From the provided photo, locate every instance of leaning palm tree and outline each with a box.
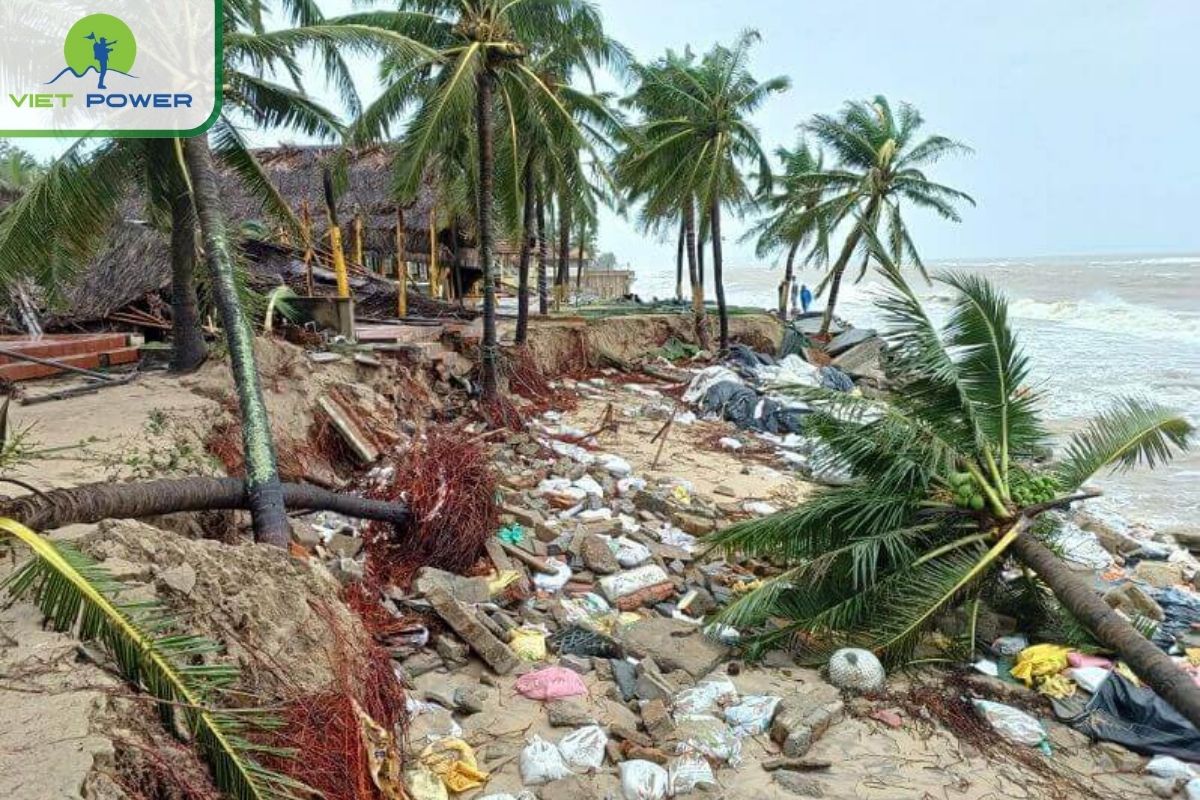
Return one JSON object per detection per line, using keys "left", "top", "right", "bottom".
{"left": 351, "top": 0, "right": 621, "bottom": 399}
{"left": 801, "top": 96, "right": 975, "bottom": 335}
{"left": 708, "top": 246, "right": 1200, "bottom": 726}
{"left": 618, "top": 32, "right": 787, "bottom": 354}
{"left": 0, "top": 143, "right": 42, "bottom": 197}
{"left": 743, "top": 139, "right": 829, "bottom": 319}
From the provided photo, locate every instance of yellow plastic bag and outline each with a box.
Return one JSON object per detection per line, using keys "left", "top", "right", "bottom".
{"left": 672, "top": 485, "right": 691, "bottom": 504}
{"left": 1010, "top": 644, "right": 1071, "bottom": 687}
{"left": 1037, "top": 673, "right": 1077, "bottom": 699}
{"left": 488, "top": 569, "right": 522, "bottom": 596}
{"left": 420, "top": 737, "right": 489, "bottom": 793}
{"left": 1186, "top": 648, "right": 1200, "bottom": 667}
{"left": 510, "top": 628, "right": 548, "bottom": 661}
{"left": 406, "top": 766, "right": 448, "bottom": 800}
{"left": 353, "top": 699, "right": 405, "bottom": 800}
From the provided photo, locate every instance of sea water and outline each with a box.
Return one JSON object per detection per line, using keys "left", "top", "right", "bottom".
{"left": 633, "top": 254, "right": 1200, "bottom": 536}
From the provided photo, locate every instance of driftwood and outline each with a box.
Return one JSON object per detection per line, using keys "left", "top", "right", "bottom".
{"left": 0, "top": 477, "right": 410, "bottom": 533}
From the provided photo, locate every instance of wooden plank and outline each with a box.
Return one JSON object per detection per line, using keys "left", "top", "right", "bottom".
{"left": 317, "top": 394, "right": 380, "bottom": 463}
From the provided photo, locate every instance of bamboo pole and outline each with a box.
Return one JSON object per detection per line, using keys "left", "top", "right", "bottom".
{"left": 429, "top": 210, "right": 440, "bottom": 300}
{"left": 300, "top": 200, "right": 314, "bottom": 297}
{"left": 396, "top": 207, "right": 408, "bottom": 318}
{"left": 322, "top": 168, "right": 350, "bottom": 299}
{"left": 353, "top": 206, "right": 365, "bottom": 269}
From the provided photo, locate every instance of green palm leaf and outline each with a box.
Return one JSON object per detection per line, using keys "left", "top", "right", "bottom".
{"left": 0, "top": 518, "right": 306, "bottom": 800}
{"left": 1056, "top": 398, "right": 1194, "bottom": 490}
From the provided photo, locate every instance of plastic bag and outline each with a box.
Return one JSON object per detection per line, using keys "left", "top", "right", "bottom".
{"left": 991, "top": 634, "right": 1029, "bottom": 657}
{"left": 557, "top": 725, "right": 608, "bottom": 772}
{"left": 515, "top": 666, "right": 588, "bottom": 701}
{"left": 674, "top": 714, "right": 743, "bottom": 765}
{"left": 615, "top": 537, "right": 652, "bottom": 568}
{"left": 972, "top": 699, "right": 1046, "bottom": 747}
{"left": 419, "top": 738, "right": 489, "bottom": 793}
{"left": 406, "top": 766, "right": 449, "bottom": 800}
{"left": 533, "top": 558, "right": 572, "bottom": 593}
{"left": 673, "top": 677, "right": 739, "bottom": 716}
{"left": 1065, "top": 666, "right": 1112, "bottom": 694}
{"left": 519, "top": 736, "right": 572, "bottom": 785}
{"left": 1186, "top": 777, "right": 1200, "bottom": 800}
{"left": 599, "top": 565, "right": 670, "bottom": 602}
{"left": 1146, "top": 755, "right": 1197, "bottom": 780}
{"left": 510, "top": 628, "right": 548, "bottom": 661}
{"left": 725, "top": 695, "right": 782, "bottom": 736}
{"left": 1010, "top": 644, "right": 1072, "bottom": 687}
{"left": 619, "top": 759, "right": 668, "bottom": 800}
{"left": 668, "top": 754, "right": 716, "bottom": 795}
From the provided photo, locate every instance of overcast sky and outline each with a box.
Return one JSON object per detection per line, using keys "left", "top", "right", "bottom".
{"left": 16, "top": 1, "right": 1200, "bottom": 271}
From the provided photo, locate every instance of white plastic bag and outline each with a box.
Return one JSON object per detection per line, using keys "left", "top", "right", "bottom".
{"left": 520, "top": 735, "right": 572, "bottom": 785}
{"left": 533, "top": 558, "right": 572, "bottom": 593}
{"left": 599, "top": 565, "right": 670, "bottom": 602}
{"left": 673, "top": 677, "right": 739, "bottom": 716}
{"left": 619, "top": 760, "right": 668, "bottom": 800}
{"left": 972, "top": 699, "right": 1045, "bottom": 747}
{"left": 1185, "top": 777, "right": 1200, "bottom": 800}
{"left": 1065, "top": 666, "right": 1112, "bottom": 694}
{"left": 724, "top": 694, "right": 782, "bottom": 736}
{"left": 557, "top": 724, "right": 608, "bottom": 772}
{"left": 598, "top": 453, "right": 633, "bottom": 477}
{"left": 1147, "top": 755, "right": 1197, "bottom": 780}
{"left": 668, "top": 754, "right": 716, "bottom": 795}
{"left": 615, "top": 537, "right": 652, "bottom": 568}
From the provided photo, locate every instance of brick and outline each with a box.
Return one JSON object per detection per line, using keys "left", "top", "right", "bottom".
{"left": 425, "top": 586, "right": 518, "bottom": 675}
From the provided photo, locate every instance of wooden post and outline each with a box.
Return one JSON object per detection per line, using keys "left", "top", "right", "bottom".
{"left": 396, "top": 207, "right": 408, "bottom": 318}
{"left": 353, "top": 206, "right": 365, "bottom": 269}
{"left": 322, "top": 168, "right": 350, "bottom": 300}
{"left": 429, "top": 211, "right": 440, "bottom": 300}
{"left": 300, "top": 200, "right": 314, "bottom": 297}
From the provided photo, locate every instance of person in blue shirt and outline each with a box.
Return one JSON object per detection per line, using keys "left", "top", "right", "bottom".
{"left": 800, "top": 284, "right": 813, "bottom": 314}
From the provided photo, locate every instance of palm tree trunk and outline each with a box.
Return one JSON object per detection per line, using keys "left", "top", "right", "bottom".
{"left": 697, "top": 226, "right": 706, "bottom": 291}
{"left": 537, "top": 191, "right": 549, "bottom": 316}
{"left": 515, "top": 162, "right": 536, "bottom": 345}
{"left": 820, "top": 197, "right": 879, "bottom": 337}
{"left": 168, "top": 185, "right": 206, "bottom": 372}
{"left": 556, "top": 194, "right": 571, "bottom": 309}
{"left": 0, "top": 477, "right": 410, "bottom": 533}
{"left": 1010, "top": 531, "right": 1200, "bottom": 730}
{"left": 684, "top": 197, "right": 710, "bottom": 350}
{"left": 475, "top": 68, "right": 500, "bottom": 398}
{"left": 778, "top": 240, "right": 800, "bottom": 321}
{"left": 710, "top": 197, "right": 729, "bottom": 355}
{"left": 675, "top": 217, "right": 686, "bottom": 302}
{"left": 182, "top": 136, "right": 289, "bottom": 548}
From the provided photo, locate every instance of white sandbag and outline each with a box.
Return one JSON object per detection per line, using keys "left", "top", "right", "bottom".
{"left": 673, "top": 677, "right": 739, "bottom": 716}
{"left": 520, "top": 735, "right": 572, "bottom": 785}
{"left": 972, "top": 699, "right": 1045, "bottom": 747}
{"left": 615, "top": 537, "right": 652, "bottom": 568}
{"left": 683, "top": 366, "right": 742, "bottom": 404}
{"left": 1065, "top": 666, "right": 1112, "bottom": 694}
{"left": 599, "top": 565, "right": 670, "bottom": 601}
{"left": 1186, "top": 777, "right": 1200, "bottom": 800}
{"left": 533, "top": 558, "right": 573, "bottom": 593}
{"left": 725, "top": 694, "right": 782, "bottom": 736}
{"left": 1147, "top": 755, "right": 1197, "bottom": 780}
{"left": 673, "top": 714, "right": 743, "bottom": 766}
{"left": 557, "top": 724, "right": 608, "bottom": 772}
{"left": 573, "top": 474, "right": 605, "bottom": 497}
{"left": 668, "top": 754, "right": 716, "bottom": 795}
{"left": 619, "top": 759, "right": 668, "bottom": 800}
{"left": 598, "top": 453, "right": 633, "bottom": 477}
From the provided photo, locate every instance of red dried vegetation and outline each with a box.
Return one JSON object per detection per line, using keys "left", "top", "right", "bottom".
{"left": 205, "top": 419, "right": 316, "bottom": 484}
{"left": 362, "top": 425, "right": 499, "bottom": 590}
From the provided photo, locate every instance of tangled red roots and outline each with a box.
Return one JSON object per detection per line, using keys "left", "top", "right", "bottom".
{"left": 362, "top": 425, "right": 498, "bottom": 589}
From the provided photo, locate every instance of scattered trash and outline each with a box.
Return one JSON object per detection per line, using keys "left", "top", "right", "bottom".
{"left": 725, "top": 695, "right": 782, "bottom": 736}
{"left": 1011, "top": 644, "right": 1072, "bottom": 687}
{"left": 599, "top": 565, "right": 671, "bottom": 602}
{"left": 420, "top": 738, "right": 489, "bottom": 792}
{"left": 674, "top": 678, "right": 739, "bottom": 716}
{"left": 827, "top": 648, "right": 886, "bottom": 692}
{"left": 674, "top": 714, "right": 743, "bottom": 765}
{"left": 991, "top": 635, "right": 1029, "bottom": 657}
{"left": 533, "top": 558, "right": 573, "bottom": 593}
{"left": 668, "top": 754, "right": 716, "bottom": 794}
{"left": 1146, "top": 755, "right": 1197, "bottom": 781}
{"left": 557, "top": 724, "right": 608, "bottom": 772}
{"left": 510, "top": 628, "right": 548, "bottom": 662}
{"left": 498, "top": 523, "right": 525, "bottom": 545}
{"left": 973, "top": 699, "right": 1047, "bottom": 748}
{"left": 619, "top": 759, "right": 669, "bottom": 800}
{"left": 1063, "top": 673, "right": 1200, "bottom": 760}
{"left": 515, "top": 666, "right": 588, "bottom": 701}
{"left": 520, "top": 735, "right": 573, "bottom": 785}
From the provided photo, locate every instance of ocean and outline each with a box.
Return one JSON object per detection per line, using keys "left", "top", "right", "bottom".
{"left": 632, "top": 254, "right": 1200, "bottom": 536}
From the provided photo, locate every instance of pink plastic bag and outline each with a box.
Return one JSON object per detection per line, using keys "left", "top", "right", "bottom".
{"left": 1067, "top": 652, "right": 1113, "bottom": 669}
{"left": 515, "top": 666, "right": 587, "bottom": 701}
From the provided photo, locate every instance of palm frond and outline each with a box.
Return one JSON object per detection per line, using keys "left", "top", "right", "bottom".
{"left": 0, "top": 518, "right": 306, "bottom": 800}
{"left": 1056, "top": 398, "right": 1193, "bottom": 490}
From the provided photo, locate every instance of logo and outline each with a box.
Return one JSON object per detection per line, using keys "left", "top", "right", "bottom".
{"left": 0, "top": 0, "right": 220, "bottom": 137}
{"left": 47, "top": 14, "right": 137, "bottom": 90}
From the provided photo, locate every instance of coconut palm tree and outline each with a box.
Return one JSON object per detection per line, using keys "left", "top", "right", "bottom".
{"left": 708, "top": 244, "right": 1200, "bottom": 727}
{"left": 0, "top": 144, "right": 42, "bottom": 197}
{"left": 350, "top": 0, "right": 621, "bottom": 399}
{"left": 743, "top": 139, "right": 829, "bottom": 319}
{"left": 801, "top": 96, "right": 975, "bottom": 336}
{"left": 618, "top": 32, "right": 787, "bottom": 354}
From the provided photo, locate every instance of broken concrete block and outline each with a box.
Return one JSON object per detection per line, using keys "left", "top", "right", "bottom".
{"left": 617, "top": 618, "right": 727, "bottom": 679}
{"left": 770, "top": 695, "right": 845, "bottom": 758}
{"left": 581, "top": 534, "right": 620, "bottom": 575}
{"left": 548, "top": 699, "right": 593, "bottom": 727}
{"left": 425, "top": 586, "right": 519, "bottom": 675}
{"left": 414, "top": 567, "right": 492, "bottom": 604}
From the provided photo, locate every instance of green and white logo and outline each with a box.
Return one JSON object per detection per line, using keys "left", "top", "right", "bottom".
{"left": 0, "top": 1, "right": 221, "bottom": 137}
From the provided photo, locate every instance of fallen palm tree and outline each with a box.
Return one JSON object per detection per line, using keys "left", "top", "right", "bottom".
{"left": 0, "top": 477, "right": 409, "bottom": 532}
{"left": 709, "top": 249, "right": 1200, "bottom": 727}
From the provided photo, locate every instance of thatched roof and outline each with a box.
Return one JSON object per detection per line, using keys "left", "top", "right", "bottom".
{"left": 31, "top": 144, "right": 469, "bottom": 328}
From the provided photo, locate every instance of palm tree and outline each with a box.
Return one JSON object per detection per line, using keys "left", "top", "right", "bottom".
{"left": 351, "top": 0, "right": 621, "bottom": 399}
{"left": 0, "top": 144, "right": 42, "bottom": 197}
{"left": 708, "top": 247, "right": 1200, "bottom": 726}
{"left": 743, "top": 139, "right": 829, "bottom": 319}
{"left": 618, "top": 32, "right": 788, "bottom": 354}
{"left": 801, "top": 96, "right": 975, "bottom": 336}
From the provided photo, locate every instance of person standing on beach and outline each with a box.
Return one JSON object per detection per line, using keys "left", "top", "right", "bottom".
{"left": 88, "top": 34, "right": 117, "bottom": 89}
{"left": 800, "top": 284, "right": 813, "bottom": 314}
